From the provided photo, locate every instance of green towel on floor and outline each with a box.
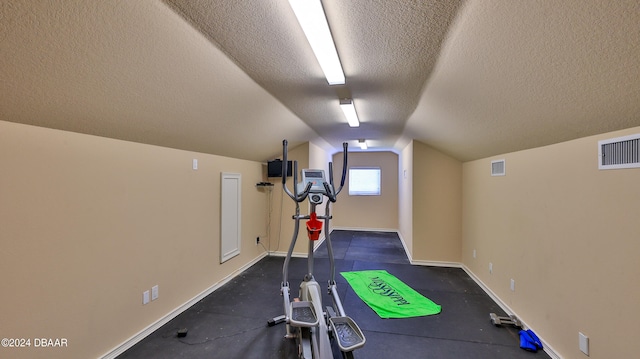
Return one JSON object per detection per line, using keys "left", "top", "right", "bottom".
{"left": 341, "top": 270, "right": 441, "bottom": 319}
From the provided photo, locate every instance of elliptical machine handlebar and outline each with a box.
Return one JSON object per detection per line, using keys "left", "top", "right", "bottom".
{"left": 282, "top": 140, "right": 312, "bottom": 203}
{"left": 324, "top": 142, "right": 348, "bottom": 202}
{"left": 335, "top": 142, "right": 348, "bottom": 196}
{"left": 281, "top": 140, "right": 348, "bottom": 203}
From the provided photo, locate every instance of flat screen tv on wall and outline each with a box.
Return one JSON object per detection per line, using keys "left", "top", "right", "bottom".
{"left": 267, "top": 159, "right": 293, "bottom": 178}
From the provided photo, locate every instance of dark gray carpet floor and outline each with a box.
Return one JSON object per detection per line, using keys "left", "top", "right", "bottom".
{"left": 116, "top": 230, "right": 549, "bottom": 359}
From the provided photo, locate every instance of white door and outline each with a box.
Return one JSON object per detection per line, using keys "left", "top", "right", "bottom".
{"left": 220, "top": 172, "right": 241, "bottom": 263}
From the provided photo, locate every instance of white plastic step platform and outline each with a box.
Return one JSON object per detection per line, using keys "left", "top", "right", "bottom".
{"left": 289, "top": 301, "right": 319, "bottom": 327}
{"left": 329, "top": 316, "right": 366, "bottom": 352}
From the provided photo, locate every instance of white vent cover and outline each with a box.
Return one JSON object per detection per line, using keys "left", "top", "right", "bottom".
{"left": 598, "top": 134, "right": 640, "bottom": 170}
{"left": 491, "top": 159, "right": 505, "bottom": 176}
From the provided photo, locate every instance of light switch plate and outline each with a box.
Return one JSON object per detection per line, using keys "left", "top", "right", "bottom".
{"left": 152, "top": 285, "right": 159, "bottom": 301}
{"left": 579, "top": 332, "right": 589, "bottom": 356}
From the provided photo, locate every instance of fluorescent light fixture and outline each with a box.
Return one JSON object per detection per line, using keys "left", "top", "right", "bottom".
{"left": 340, "top": 98, "right": 359, "bottom": 127}
{"left": 289, "top": 0, "right": 345, "bottom": 85}
{"left": 358, "top": 139, "right": 368, "bottom": 150}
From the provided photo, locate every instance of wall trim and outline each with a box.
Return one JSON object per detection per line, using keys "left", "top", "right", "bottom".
{"left": 395, "top": 230, "right": 412, "bottom": 262}
{"left": 99, "top": 252, "right": 268, "bottom": 359}
{"left": 267, "top": 232, "right": 327, "bottom": 257}
{"left": 332, "top": 226, "right": 398, "bottom": 233}
{"left": 411, "top": 259, "right": 462, "bottom": 268}
{"left": 403, "top": 259, "right": 562, "bottom": 359}
{"left": 268, "top": 251, "right": 310, "bottom": 258}
{"left": 460, "top": 265, "right": 563, "bottom": 359}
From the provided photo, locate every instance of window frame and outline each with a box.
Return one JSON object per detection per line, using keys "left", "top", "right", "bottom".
{"left": 348, "top": 167, "right": 381, "bottom": 196}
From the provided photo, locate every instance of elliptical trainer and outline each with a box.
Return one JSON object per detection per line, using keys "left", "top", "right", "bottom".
{"left": 268, "top": 140, "right": 365, "bottom": 359}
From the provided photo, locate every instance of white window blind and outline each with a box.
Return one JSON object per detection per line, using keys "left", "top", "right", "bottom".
{"left": 349, "top": 168, "right": 381, "bottom": 196}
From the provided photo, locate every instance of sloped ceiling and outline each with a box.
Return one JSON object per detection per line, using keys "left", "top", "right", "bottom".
{"left": 1, "top": 0, "right": 639, "bottom": 162}
{"left": 405, "top": 0, "right": 640, "bottom": 160}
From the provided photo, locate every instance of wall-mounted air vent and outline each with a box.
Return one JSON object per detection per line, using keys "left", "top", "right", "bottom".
{"left": 598, "top": 134, "right": 640, "bottom": 170}
{"left": 491, "top": 159, "right": 505, "bottom": 176}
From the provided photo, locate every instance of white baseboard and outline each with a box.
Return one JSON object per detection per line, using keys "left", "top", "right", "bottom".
{"left": 411, "top": 259, "right": 462, "bottom": 268}
{"left": 268, "top": 251, "right": 310, "bottom": 258}
{"left": 460, "top": 265, "right": 563, "bottom": 359}
{"left": 394, "top": 230, "right": 412, "bottom": 262}
{"left": 99, "top": 252, "right": 268, "bottom": 359}
{"left": 332, "top": 226, "right": 398, "bottom": 233}
{"left": 267, "top": 232, "right": 327, "bottom": 257}
{"left": 399, "top": 257, "right": 562, "bottom": 359}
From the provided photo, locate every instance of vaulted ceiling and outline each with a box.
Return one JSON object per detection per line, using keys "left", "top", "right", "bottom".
{"left": 2, "top": 1, "right": 639, "bottom": 162}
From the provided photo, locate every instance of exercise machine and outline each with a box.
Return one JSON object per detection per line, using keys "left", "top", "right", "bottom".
{"left": 268, "top": 140, "right": 365, "bottom": 359}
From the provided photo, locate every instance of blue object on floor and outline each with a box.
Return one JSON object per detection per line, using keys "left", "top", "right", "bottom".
{"left": 526, "top": 329, "right": 543, "bottom": 350}
{"left": 519, "top": 330, "right": 539, "bottom": 352}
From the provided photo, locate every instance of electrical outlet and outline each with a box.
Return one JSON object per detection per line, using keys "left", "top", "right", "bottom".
{"left": 473, "top": 249, "right": 476, "bottom": 258}
{"left": 151, "top": 285, "right": 159, "bottom": 301}
{"left": 510, "top": 279, "right": 515, "bottom": 291}
{"left": 489, "top": 262, "right": 493, "bottom": 274}
{"left": 579, "top": 332, "right": 589, "bottom": 356}
{"left": 192, "top": 159, "right": 198, "bottom": 170}
{"left": 143, "top": 290, "right": 150, "bottom": 305}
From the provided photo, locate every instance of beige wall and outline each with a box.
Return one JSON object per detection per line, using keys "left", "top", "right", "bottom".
{"left": 6, "top": 116, "right": 638, "bottom": 359}
{"left": 308, "top": 141, "right": 332, "bottom": 176}
{"left": 462, "top": 126, "right": 640, "bottom": 359}
{"left": 0, "top": 121, "right": 269, "bottom": 359}
{"left": 412, "top": 141, "right": 462, "bottom": 263}
{"left": 266, "top": 143, "right": 311, "bottom": 255}
{"left": 399, "top": 141, "right": 414, "bottom": 255}
{"left": 330, "top": 151, "right": 399, "bottom": 230}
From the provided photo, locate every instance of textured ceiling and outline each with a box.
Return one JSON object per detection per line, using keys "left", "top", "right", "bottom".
{"left": 404, "top": 0, "right": 640, "bottom": 160}
{"left": 164, "top": 0, "right": 463, "bottom": 151}
{"left": 1, "top": 0, "right": 639, "bottom": 162}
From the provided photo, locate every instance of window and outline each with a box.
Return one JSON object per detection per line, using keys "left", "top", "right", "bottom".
{"left": 349, "top": 168, "right": 381, "bottom": 196}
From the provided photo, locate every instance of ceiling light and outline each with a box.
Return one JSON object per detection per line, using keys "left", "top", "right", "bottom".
{"left": 289, "top": 0, "right": 345, "bottom": 85}
{"left": 340, "top": 99, "right": 360, "bottom": 127}
{"left": 358, "top": 139, "right": 368, "bottom": 150}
